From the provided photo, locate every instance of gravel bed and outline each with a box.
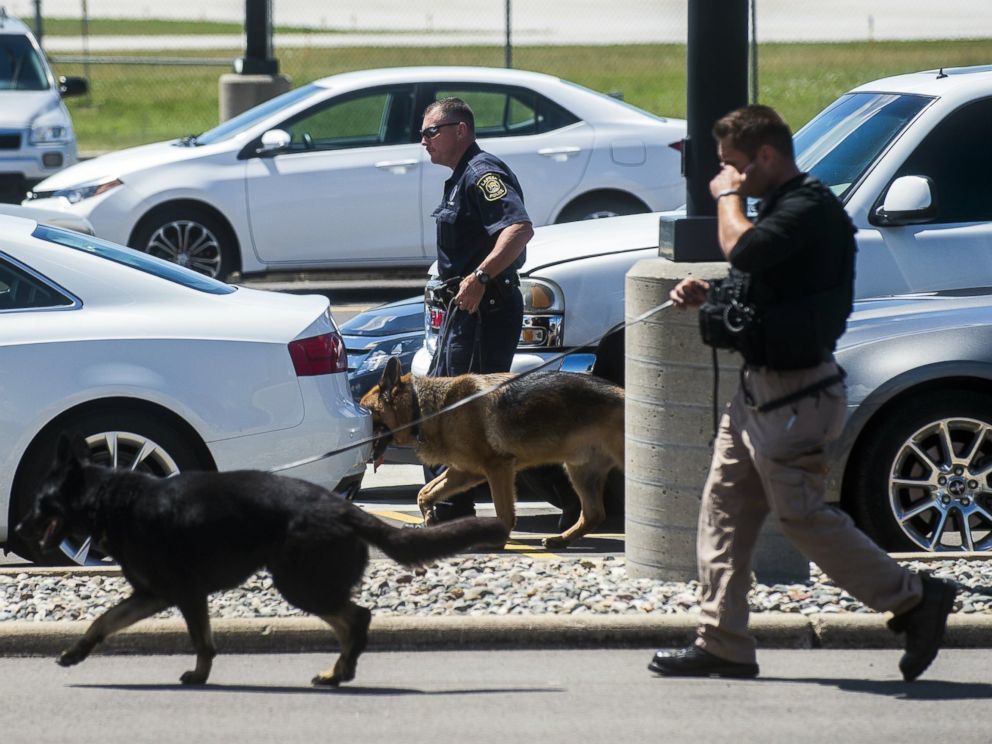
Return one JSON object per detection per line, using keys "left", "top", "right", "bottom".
{"left": 2, "top": 556, "right": 992, "bottom": 623}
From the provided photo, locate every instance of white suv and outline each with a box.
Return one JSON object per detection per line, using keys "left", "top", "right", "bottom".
{"left": 0, "top": 10, "right": 86, "bottom": 203}
{"left": 413, "top": 64, "right": 992, "bottom": 383}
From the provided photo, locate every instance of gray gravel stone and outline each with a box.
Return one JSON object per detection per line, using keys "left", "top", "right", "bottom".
{"left": 2, "top": 556, "right": 991, "bottom": 624}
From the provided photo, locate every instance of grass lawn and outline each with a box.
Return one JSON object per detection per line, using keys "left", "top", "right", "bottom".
{"left": 47, "top": 38, "right": 992, "bottom": 152}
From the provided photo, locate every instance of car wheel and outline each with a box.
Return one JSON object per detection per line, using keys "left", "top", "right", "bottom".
{"left": 555, "top": 194, "right": 647, "bottom": 223}
{"left": 8, "top": 407, "right": 208, "bottom": 566}
{"left": 847, "top": 390, "right": 992, "bottom": 553}
{"left": 131, "top": 206, "right": 237, "bottom": 280}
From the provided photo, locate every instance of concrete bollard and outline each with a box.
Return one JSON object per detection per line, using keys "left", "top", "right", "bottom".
{"left": 624, "top": 257, "right": 810, "bottom": 584}
{"left": 219, "top": 73, "right": 292, "bottom": 122}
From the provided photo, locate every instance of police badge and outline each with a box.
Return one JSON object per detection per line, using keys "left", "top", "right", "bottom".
{"left": 477, "top": 172, "right": 507, "bottom": 202}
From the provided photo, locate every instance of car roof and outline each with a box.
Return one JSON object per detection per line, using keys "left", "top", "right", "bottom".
{"left": 0, "top": 12, "right": 33, "bottom": 36}
{"left": 310, "top": 66, "right": 567, "bottom": 91}
{"left": 852, "top": 65, "right": 992, "bottom": 100}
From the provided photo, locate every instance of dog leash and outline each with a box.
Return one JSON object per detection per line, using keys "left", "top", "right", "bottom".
{"left": 268, "top": 299, "right": 674, "bottom": 473}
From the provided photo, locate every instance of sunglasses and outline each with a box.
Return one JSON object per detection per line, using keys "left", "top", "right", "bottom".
{"left": 419, "top": 122, "right": 460, "bottom": 139}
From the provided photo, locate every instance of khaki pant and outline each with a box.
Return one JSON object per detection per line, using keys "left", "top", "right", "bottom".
{"left": 695, "top": 359, "right": 923, "bottom": 664}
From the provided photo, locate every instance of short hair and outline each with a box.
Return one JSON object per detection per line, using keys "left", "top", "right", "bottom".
{"left": 712, "top": 105, "right": 794, "bottom": 159}
{"left": 424, "top": 97, "right": 475, "bottom": 133}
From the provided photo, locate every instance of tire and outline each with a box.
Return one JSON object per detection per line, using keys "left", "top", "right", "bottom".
{"left": 555, "top": 194, "right": 648, "bottom": 223}
{"left": 131, "top": 205, "right": 238, "bottom": 280}
{"left": 8, "top": 406, "right": 208, "bottom": 566}
{"left": 846, "top": 390, "right": 992, "bottom": 553}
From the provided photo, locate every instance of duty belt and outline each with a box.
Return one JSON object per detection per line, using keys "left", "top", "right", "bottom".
{"left": 741, "top": 365, "right": 847, "bottom": 414}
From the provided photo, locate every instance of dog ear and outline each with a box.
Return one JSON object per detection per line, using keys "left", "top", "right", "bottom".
{"left": 55, "top": 432, "right": 90, "bottom": 471}
{"left": 379, "top": 356, "right": 404, "bottom": 402}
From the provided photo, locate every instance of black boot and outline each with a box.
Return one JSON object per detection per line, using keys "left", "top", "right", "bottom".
{"left": 431, "top": 493, "right": 477, "bottom": 522}
{"left": 648, "top": 645, "right": 759, "bottom": 679}
{"left": 887, "top": 574, "right": 957, "bottom": 682}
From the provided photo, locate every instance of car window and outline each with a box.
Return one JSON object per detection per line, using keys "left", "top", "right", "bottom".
{"left": 794, "top": 92, "right": 933, "bottom": 201}
{"left": 0, "top": 254, "right": 74, "bottom": 311}
{"left": 891, "top": 97, "right": 992, "bottom": 223}
{"left": 32, "top": 225, "right": 236, "bottom": 295}
{"left": 282, "top": 87, "right": 414, "bottom": 152}
{"left": 434, "top": 85, "right": 579, "bottom": 137}
{"left": 0, "top": 33, "right": 49, "bottom": 91}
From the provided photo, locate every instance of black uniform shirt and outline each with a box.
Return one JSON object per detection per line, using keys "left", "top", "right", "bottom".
{"left": 433, "top": 142, "right": 530, "bottom": 281}
{"left": 729, "top": 173, "right": 856, "bottom": 309}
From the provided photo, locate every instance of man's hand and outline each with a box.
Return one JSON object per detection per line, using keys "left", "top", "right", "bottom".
{"left": 670, "top": 277, "right": 710, "bottom": 309}
{"left": 454, "top": 275, "right": 486, "bottom": 313}
{"left": 709, "top": 163, "right": 744, "bottom": 200}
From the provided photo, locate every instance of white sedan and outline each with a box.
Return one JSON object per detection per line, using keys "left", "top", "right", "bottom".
{"left": 23, "top": 66, "right": 686, "bottom": 279}
{"left": 0, "top": 214, "right": 371, "bottom": 564}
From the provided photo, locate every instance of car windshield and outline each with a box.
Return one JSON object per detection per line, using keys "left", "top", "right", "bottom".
{"left": 32, "top": 224, "right": 236, "bottom": 294}
{"left": 794, "top": 92, "right": 933, "bottom": 201}
{"left": 0, "top": 34, "right": 49, "bottom": 91}
{"left": 340, "top": 299, "right": 422, "bottom": 336}
{"left": 561, "top": 79, "right": 668, "bottom": 122}
{"left": 194, "top": 83, "right": 322, "bottom": 145}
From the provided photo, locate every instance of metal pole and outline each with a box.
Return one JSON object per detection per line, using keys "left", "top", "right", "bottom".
{"left": 750, "top": 0, "right": 758, "bottom": 103}
{"left": 32, "top": 0, "right": 42, "bottom": 45}
{"left": 238, "top": 0, "right": 278, "bottom": 74}
{"left": 504, "top": 0, "right": 512, "bottom": 69}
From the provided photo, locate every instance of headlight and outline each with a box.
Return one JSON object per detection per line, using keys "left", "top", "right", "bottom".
{"left": 519, "top": 278, "right": 564, "bottom": 348}
{"left": 29, "top": 124, "right": 70, "bottom": 145}
{"left": 48, "top": 178, "right": 123, "bottom": 205}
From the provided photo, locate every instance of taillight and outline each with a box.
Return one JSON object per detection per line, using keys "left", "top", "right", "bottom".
{"left": 288, "top": 332, "right": 347, "bottom": 376}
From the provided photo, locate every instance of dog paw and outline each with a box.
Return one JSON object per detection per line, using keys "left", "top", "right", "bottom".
{"left": 542, "top": 536, "right": 571, "bottom": 551}
{"left": 57, "top": 647, "right": 85, "bottom": 667}
{"left": 180, "top": 670, "right": 208, "bottom": 685}
{"left": 311, "top": 673, "right": 342, "bottom": 687}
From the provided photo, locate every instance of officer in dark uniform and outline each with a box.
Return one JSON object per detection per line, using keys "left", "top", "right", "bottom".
{"left": 421, "top": 96, "right": 533, "bottom": 519}
{"left": 650, "top": 105, "right": 956, "bottom": 683}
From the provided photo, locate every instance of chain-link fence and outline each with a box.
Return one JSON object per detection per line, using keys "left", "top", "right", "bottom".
{"left": 6, "top": 0, "right": 992, "bottom": 151}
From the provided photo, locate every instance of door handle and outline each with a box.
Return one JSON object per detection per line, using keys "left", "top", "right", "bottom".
{"left": 375, "top": 159, "right": 419, "bottom": 174}
{"left": 538, "top": 147, "right": 581, "bottom": 162}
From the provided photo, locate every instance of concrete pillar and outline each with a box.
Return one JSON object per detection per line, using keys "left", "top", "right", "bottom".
{"left": 625, "top": 257, "right": 809, "bottom": 584}
{"left": 218, "top": 73, "right": 292, "bottom": 122}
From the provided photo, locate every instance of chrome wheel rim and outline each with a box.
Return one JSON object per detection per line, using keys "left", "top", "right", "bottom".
{"left": 581, "top": 209, "right": 621, "bottom": 220}
{"left": 59, "top": 431, "right": 180, "bottom": 565}
{"left": 146, "top": 219, "right": 222, "bottom": 278}
{"left": 889, "top": 416, "right": 992, "bottom": 552}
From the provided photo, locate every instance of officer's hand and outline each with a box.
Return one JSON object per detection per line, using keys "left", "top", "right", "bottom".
{"left": 670, "top": 277, "right": 709, "bottom": 309}
{"left": 709, "top": 163, "right": 744, "bottom": 199}
{"left": 455, "top": 275, "right": 485, "bottom": 313}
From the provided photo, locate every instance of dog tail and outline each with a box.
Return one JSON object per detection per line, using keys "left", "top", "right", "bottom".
{"left": 344, "top": 508, "right": 509, "bottom": 566}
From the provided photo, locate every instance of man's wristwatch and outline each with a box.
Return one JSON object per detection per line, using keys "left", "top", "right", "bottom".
{"left": 473, "top": 269, "right": 491, "bottom": 284}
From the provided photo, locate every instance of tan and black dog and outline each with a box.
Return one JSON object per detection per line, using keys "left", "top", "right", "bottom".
{"left": 360, "top": 356, "right": 624, "bottom": 549}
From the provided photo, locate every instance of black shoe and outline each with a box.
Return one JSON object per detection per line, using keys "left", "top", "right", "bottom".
{"left": 431, "top": 499, "right": 477, "bottom": 522}
{"left": 648, "top": 645, "right": 759, "bottom": 679}
{"left": 887, "top": 575, "right": 957, "bottom": 682}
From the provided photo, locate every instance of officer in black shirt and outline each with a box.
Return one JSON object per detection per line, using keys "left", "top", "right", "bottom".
{"left": 421, "top": 97, "right": 533, "bottom": 519}
{"left": 649, "top": 105, "right": 955, "bottom": 683}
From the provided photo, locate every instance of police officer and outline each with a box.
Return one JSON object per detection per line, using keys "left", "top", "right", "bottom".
{"left": 421, "top": 96, "right": 533, "bottom": 520}
{"left": 649, "top": 105, "right": 956, "bottom": 682}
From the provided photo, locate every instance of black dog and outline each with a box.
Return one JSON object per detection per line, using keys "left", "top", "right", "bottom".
{"left": 16, "top": 434, "right": 508, "bottom": 686}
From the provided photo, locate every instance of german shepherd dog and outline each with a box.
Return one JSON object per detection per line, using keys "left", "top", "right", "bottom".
{"left": 360, "top": 356, "right": 624, "bottom": 549}
{"left": 15, "top": 435, "right": 508, "bottom": 686}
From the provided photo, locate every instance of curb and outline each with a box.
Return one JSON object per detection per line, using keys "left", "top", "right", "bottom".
{"left": 2, "top": 613, "right": 991, "bottom": 657}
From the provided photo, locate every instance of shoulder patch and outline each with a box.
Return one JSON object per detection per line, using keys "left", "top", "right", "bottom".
{"left": 476, "top": 172, "right": 508, "bottom": 202}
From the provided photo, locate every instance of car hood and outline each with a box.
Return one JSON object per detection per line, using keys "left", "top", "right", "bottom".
{"left": 33, "top": 139, "right": 207, "bottom": 190}
{"left": 840, "top": 289, "right": 992, "bottom": 350}
{"left": 521, "top": 211, "right": 666, "bottom": 273}
{"left": 0, "top": 90, "right": 58, "bottom": 127}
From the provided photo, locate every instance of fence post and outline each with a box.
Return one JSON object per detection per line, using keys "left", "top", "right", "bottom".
{"left": 504, "top": 0, "right": 512, "bottom": 69}
{"left": 32, "top": 0, "right": 43, "bottom": 44}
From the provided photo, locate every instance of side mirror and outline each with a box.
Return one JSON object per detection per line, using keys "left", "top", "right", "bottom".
{"left": 256, "top": 129, "right": 291, "bottom": 156}
{"left": 872, "top": 175, "right": 937, "bottom": 226}
{"left": 58, "top": 76, "right": 88, "bottom": 98}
